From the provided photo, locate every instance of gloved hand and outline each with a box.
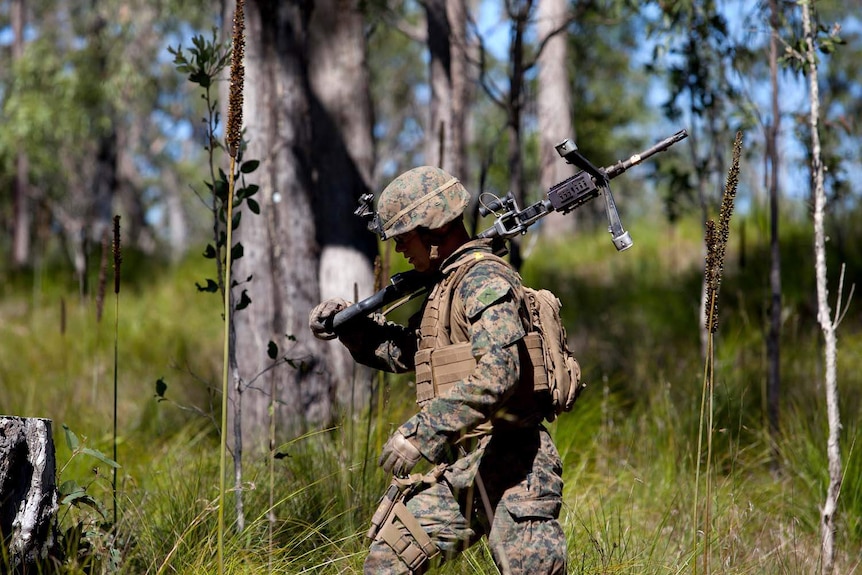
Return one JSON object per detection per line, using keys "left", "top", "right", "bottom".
{"left": 308, "top": 298, "right": 350, "bottom": 340}
{"left": 379, "top": 430, "right": 423, "bottom": 476}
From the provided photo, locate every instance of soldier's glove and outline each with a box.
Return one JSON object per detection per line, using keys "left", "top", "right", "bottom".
{"left": 308, "top": 298, "right": 350, "bottom": 340}
{"left": 379, "top": 430, "right": 423, "bottom": 476}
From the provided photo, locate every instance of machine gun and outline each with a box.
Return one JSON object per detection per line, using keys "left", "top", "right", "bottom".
{"left": 331, "top": 129, "right": 688, "bottom": 331}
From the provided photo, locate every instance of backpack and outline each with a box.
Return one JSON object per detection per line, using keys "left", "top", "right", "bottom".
{"left": 522, "top": 287, "right": 585, "bottom": 421}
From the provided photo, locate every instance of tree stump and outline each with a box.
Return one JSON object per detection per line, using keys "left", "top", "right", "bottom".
{"left": 0, "top": 416, "right": 59, "bottom": 571}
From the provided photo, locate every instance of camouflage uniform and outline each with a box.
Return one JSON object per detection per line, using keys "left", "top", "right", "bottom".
{"left": 347, "top": 238, "right": 567, "bottom": 575}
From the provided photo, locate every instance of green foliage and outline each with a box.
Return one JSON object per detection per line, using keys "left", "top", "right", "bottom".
{"left": 169, "top": 30, "right": 232, "bottom": 90}
{"left": 169, "top": 32, "right": 261, "bottom": 304}
{"left": 565, "top": 2, "right": 656, "bottom": 163}
{"left": 35, "top": 424, "right": 125, "bottom": 573}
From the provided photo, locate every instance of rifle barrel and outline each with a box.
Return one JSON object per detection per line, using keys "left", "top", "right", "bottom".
{"left": 604, "top": 129, "right": 688, "bottom": 179}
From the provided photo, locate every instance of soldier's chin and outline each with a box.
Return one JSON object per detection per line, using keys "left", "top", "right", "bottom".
{"left": 410, "top": 260, "right": 433, "bottom": 274}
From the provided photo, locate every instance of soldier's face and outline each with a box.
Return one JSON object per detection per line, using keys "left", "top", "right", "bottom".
{"left": 393, "top": 230, "right": 432, "bottom": 273}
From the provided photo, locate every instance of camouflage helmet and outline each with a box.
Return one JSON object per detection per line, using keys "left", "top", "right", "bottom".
{"left": 372, "top": 166, "right": 470, "bottom": 240}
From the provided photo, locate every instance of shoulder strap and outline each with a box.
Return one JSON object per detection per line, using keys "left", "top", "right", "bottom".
{"left": 419, "top": 251, "right": 513, "bottom": 349}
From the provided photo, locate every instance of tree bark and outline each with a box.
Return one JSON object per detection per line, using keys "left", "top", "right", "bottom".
{"left": 308, "top": 0, "right": 378, "bottom": 414}
{"left": 425, "top": 0, "right": 453, "bottom": 171}
{"left": 503, "top": 0, "right": 532, "bottom": 270}
{"left": 0, "top": 416, "right": 59, "bottom": 571}
{"left": 233, "top": 0, "right": 335, "bottom": 449}
{"left": 424, "top": 0, "right": 470, "bottom": 180}
{"left": 446, "top": 0, "right": 470, "bottom": 181}
{"left": 536, "top": 0, "right": 576, "bottom": 239}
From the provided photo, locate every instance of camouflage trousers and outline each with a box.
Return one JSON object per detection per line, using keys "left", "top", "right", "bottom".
{"left": 363, "top": 426, "right": 567, "bottom": 575}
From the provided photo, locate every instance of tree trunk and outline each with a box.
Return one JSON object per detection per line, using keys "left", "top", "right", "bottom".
{"left": 425, "top": 0, "right": 453, "bottom": 171}
{"left": 163, "top": 172, "right": 189, "bottom": 261}
{"left": 308, "top": 0, "right": 377, "bottom": 414}
{"left": 11, "top": 0, "right": 32, "bottom": 269}
{"left": 802, "top": 3, "right": 842, "bottom": 573}
{"left": 766, "top": 0, "right": 782, "bottom": 450}
{"left": 0, "top": 416, "right": 59, "bottom": 571}
{"left": 446, "top": 0, "right": 470, "bottom": 181}
{"left": 536, "top": 0, "right": 576, "bottom": 239}
{"left": 504, "top": 0, "right": 532, "bottom": 270}
{"left": 424, "top": 0, "right": 470, "bottom": 180}
{"left": 233, "top": 0, "right": 335, "bottom": 449}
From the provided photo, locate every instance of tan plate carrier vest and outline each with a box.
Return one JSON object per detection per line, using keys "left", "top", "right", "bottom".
{"left": 413, "top": 249, "right": 549, "bottom": 408}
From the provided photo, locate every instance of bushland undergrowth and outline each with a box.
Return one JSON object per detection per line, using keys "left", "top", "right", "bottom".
{"left": 1, "top": 206, "right": 861, "bottom": 573}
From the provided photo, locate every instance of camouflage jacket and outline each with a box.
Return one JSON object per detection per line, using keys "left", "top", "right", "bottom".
{"left": 345, "top": 239, "right": 542, "bottom": 465}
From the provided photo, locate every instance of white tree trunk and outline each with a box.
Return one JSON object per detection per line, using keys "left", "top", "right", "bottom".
{"left": 802, "top": 3, "right": 842, "bottom": 573}
{"left": 0, "top": 416, "right": 59, "bottom": 570}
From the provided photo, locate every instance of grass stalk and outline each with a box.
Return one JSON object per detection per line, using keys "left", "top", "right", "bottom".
{"left": 156, "top": 495, "right": 219, "bottom": 575}
{"left": 694, "top": 131, "right": 742, "bottom": 574}
{"left": 217, "top": 158, "right": 234, "bottom": 575}
{"left": 269, "top": 368, "right": 276, "bottom": 571}
{"left": 112, "top": 215, "right": 122, "bottom": 529}
{"left": 94, "top": 228, "right": 109, "bottom": 404}
{"left": 219, "top": 2, "right": 245, "bottom": 572}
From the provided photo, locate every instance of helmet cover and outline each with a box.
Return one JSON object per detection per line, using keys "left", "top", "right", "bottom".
{"left": 373, "top": 166, "right": 470, "bottom": 239}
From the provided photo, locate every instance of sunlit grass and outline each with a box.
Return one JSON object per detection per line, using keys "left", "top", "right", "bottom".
{"left": 0, "top": 251, "right": 223, "bottom": 433}
{"left": 2, "top": 206, "right": 861, "bottom": 573}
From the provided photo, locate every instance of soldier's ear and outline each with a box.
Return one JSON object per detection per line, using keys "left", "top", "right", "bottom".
{"left": 424, "top": 221, "right": 455, "bottom": 241}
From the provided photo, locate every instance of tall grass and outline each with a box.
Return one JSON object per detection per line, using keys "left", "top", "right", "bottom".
{"left": 2, "top": 199, "right": 862, "bottom": 572}
{"left": 522, "top": 205, "right": 862, "bottom": 573}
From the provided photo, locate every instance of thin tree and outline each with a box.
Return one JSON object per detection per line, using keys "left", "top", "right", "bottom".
{"left": 800, "top": 2, "right": 844, "bottom": 572}
{"left": 471, "top": 0, "right": 579, "bottom": 268}
{"left": 424, "top": 0, "right": 471, "bottom": 179}
{"left": 219, "top": 0, "right": 247, "bottom": 563}
{"left": 11, "top": 0, "right": 31, "bottom": 268}
{"left": 765, "top": 0, "right": 782, "bottom": 449}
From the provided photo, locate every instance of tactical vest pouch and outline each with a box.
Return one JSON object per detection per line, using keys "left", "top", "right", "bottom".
{"left": 415, "top": 342, "right": 475, "bottom": 404}
{"left": 367, "top": 467, "right": 446, "bottom": 570}
{"left": 416, "top": 336, "right": 550, "bottom": 405}
{"left": 521, "top": 332, "right": 549, "bottom": 392}
{"left": 525, "top": 288, "right": 584, "bottom": 420}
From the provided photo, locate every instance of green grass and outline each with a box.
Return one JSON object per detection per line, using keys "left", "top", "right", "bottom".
{"left": 2, "top": 208, "right": 862, "bottom": 573}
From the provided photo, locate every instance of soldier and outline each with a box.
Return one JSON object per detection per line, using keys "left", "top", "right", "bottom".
{"left": 309, "top": 166, "right": 567, "bottom": 574}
